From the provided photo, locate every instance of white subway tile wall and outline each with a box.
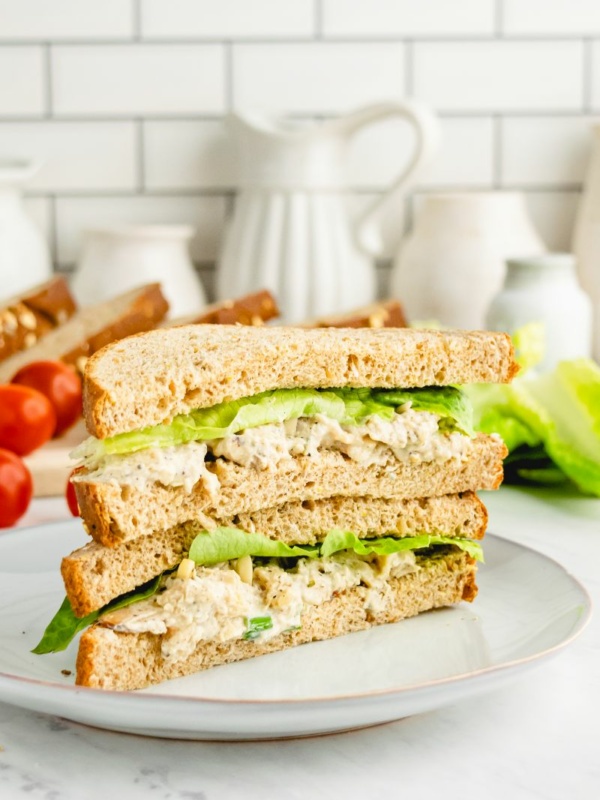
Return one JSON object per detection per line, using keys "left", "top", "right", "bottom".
{"left": 0, "top": 0, "right": 597, "bottom": 297}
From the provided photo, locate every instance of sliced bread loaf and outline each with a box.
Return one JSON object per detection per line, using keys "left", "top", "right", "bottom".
{"left": 164, "top": 290, "right": 279, "bottom": 327}
{"left": 298, "top": 299, "right": 407, "bottom": 329}
{"left": 0, "top": 283, "right": 168, "bottom": 383}
{"left": 0, "top": 276, "right": 77, "bottom": 370}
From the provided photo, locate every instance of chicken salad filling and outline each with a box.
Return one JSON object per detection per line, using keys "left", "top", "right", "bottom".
{"left": 98, "top": 549, "right": 421, "bottom": 662}
{"left": 77, "top": 407, "right": 473, "bottom": 492}
{"left": 33, "top": 527, "right": 484, "bottom": 656}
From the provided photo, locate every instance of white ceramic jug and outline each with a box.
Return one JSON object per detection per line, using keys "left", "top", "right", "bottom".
{"left": 572, "top": 123, "right": 600, "bottom": 361}
{"left": 217, "top": 102, "right": 440, "bottom": 323}
{"left": 390, "top": 192, "right": 546, "bottom": 330}
{"left": 486, "top": 254, "right": 592, "bottom": 372}
{"left": 0, "top": 160, "right": 51, "bottom": 300}
{"left": 72, "top": 225, "right": 206, "bottom": 318}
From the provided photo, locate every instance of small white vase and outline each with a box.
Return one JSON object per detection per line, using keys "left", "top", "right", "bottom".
{"left": 72, "top": 225, "right": 206, "bottom": 318}
{"left": 486, "top": 254, "right": 592, "bottom": 372}
{"left": 390, "top": 192, "right": 546, "bottom": 330}
{"left": 0, "top": 159, "right": 51, "bottom": 300}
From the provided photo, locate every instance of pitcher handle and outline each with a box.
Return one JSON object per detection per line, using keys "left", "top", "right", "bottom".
{"left": 330, "top": 100, "right": 440, "bottom": 260}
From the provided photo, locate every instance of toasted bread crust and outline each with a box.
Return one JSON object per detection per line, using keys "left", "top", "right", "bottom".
{"left": 298, "top": 299, "right": 407, "bottom": 329}
{"left": 0, "top": 283, "right": 168, "bottom": 383}
{"left": 62, "top": 491, "right": 487, "bottom": 616}
{"left": 164, "top": 290, "right": 279, "bottom": 327}
{"left": 76, "top": 549, "right": 477, "bottom": 690}
{"left": 73, "top": 434, "right": 506, "bottom": 547}
{"left": 0, "top": 276, "right": 77, "bottom": 369}
{"left": 82, "top": 326, "right": 518, "bottom": 438}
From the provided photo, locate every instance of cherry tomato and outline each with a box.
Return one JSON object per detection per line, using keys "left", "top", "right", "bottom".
{"left": 11, "top": 360, "right": 82, "bottom": 437}
{"left": 0, "top": 448, "right": 33, "bottom": 527}
{"left": 0, "top": 385, "right": 56, "bottom": 456}
{"left": 66, "top": 470, "right": 80, "bottom": 517}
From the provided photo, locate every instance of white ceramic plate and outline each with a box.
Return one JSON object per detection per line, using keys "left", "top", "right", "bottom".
{"left": 0, "top": 520, "right": 591, "bottom": 740}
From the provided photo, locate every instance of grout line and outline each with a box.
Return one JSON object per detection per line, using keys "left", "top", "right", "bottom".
{"left": 43, "top": 43, "right": 52, "bottom": 117}
{"left": 225, "top": 42, "right": 234, "bottom": 111}
{"left": 493, "top": 114, "right": 502, "bottom": 188}
{"left": 494, "top": 0, "right": 504, "bottom": 38}
{"left": 0, "top": 108, "right": 592, "bottom": 124}
{"left": 0, "top": 35, "right": 595, "bottom": 46}
{"left": 26, "top": 189, "right": 235, "bottom": 199}
{"left": 22, "top": 185, "right": 584, "bottom": 205}
{"left": 583, "top": 38, "right": 593, "bottom": 111}
{"left": 405, "top": 40, "right": 414, "bottom": 95}
{"left": 133, "top": 0, "right": 142, "bottom": 40}
{"left": 136, "top": 118, "right": 145, "bottom": 191}
{"left": 315, "top": 0, "right": 323, "bottom": 40}
{"left": 48, "top": 194, "right": 58, "bottom": 264}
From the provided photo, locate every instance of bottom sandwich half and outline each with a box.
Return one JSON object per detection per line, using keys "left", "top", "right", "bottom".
{"left": 75, "top": 547, "right": 477, "bottom": 691}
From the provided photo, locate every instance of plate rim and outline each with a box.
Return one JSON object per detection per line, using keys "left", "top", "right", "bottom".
{"left": 0, "top": 521, "right": 592, "bottom": 710}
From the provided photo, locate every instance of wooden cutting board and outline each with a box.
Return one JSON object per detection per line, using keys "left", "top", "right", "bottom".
{"left": 23, "top": 420, "right": 87, "bottom": 497}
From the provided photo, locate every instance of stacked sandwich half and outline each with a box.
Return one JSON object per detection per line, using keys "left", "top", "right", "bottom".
{"left": 35, "top": 325, "right": 517, "bottom": 690}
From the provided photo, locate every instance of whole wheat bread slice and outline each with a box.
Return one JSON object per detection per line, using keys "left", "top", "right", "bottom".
{"left": 0, "top": 276, "right": 77, "bottom": 370}
{"left": 74, "top": 434, "right": 506, "bottom": 547}
{"left": 0, "top": 283, "right": 168, "bottom": 384}
{"left": 82, "top": 325, "right": 518, "bottom": 439}
{"left": 63, "top": 491, "right": 487, "bottom": 616}
{"left": 76, "top": 549, "right": 476, "bottom": 690}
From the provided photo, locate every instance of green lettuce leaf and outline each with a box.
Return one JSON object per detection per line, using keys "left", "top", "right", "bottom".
{"left": 511, "top": 322, "right": 545, "bottom": 374}
{"left": 189, "top": 527, "right": 483, "bottom": 565}
{"left": 376, "top": 386, "right": 474, "bottom": 436}
{"left": 74, "top": 386, "right": 473, "bottom": 462}
{"left": 319, "top": 530, "right": 484, "bottom": 561}
{"left": 188, "top": 527, "right": 319, "bottom": 564}
{"left": 467, "top": 357, "right": 600, "bottom": 496}
{"left": 32, "top": 575, "right": 162, "bottom": 655}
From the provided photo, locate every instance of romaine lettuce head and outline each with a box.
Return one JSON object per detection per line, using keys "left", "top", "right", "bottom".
{"left": 467, "top": 358, "right": 600, "bottom": 496}
{"left": 74, "top": 385, "right": 474, "bottom": 462}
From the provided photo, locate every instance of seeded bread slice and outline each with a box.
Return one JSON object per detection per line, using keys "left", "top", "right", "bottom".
{"left": 163, "top": 290, "right": 279, "bottom": 328}
{"left": 74, "top": 434, "right": 506, "bottom": 547}
{"left": 76, "top": 549, "right": 476, "bottom": 690}
{"left": 0, "top": 283, "right": 168, "bottom": 383}
{"left": 82, "top": 325, "right": 518, "bottom": 439}
{"left": 0, "top": 276, "right": 77, "bottom": 370}
{"left": 298, "top": 299, "right": 407, "bottom": 329}
{"left": 62, "top": 491, "right": 487, "bottom": 616}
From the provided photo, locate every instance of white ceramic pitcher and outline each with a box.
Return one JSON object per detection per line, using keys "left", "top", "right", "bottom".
{"left": 217, "top": 102, "right": 440, "bottom": 323}
{"left": 0, "top": 159, "right": 51, "bottom": 300}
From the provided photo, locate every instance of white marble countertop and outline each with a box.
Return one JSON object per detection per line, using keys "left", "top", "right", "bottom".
{"left": 1, "top": 487, "right": 599, "bottom": 800}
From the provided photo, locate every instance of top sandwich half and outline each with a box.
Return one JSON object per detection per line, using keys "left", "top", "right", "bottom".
{"left": 82, "top": 325, "right": 517, "bottom": 439}
{"left": 71, "top": 325, "right": 516, "bottom": 547}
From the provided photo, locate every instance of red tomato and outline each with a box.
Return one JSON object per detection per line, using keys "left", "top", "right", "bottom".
{"left": 0, "top": 385, "right": 56, "bottom": 456}
{"left": 11, "top": 361, "right": 82, "bottom": 437}
{"left": 0, "top": 448, "right": 33, "bottom": 527}
{"left": 66, "top": 470, "right": 80, "bottom": 517}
